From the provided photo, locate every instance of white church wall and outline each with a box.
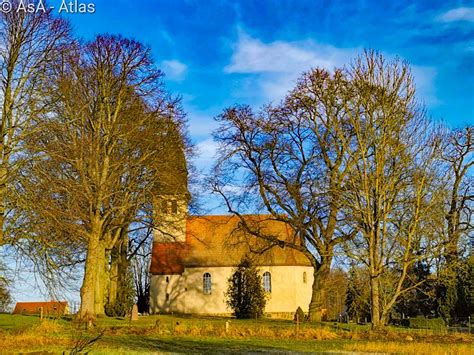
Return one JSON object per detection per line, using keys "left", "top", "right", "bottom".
{"left": 150, "top": 265, "right": 314, "bottom": 317}
{"left": 149, "top": 274, "right": 186, "bottom": 314}
{"left": 182, "top": 266, "right": 234, "bottom": 314}
{"left": 260, "top": 266, "right": 314, "bottom": 315}
{"left": 296, "top": 267, "right": 314, "bottom": 313}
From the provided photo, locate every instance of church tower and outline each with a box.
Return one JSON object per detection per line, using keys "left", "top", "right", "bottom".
{"left": 153, "top": 121, "right": 189, "bottom": 243}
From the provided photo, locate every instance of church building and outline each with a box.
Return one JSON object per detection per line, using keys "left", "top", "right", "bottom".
{"left": 149, "top": 199, "right": 314, "bottom": 318}
{"left": 149, "top": 128, "right": 313, "bottom": 318}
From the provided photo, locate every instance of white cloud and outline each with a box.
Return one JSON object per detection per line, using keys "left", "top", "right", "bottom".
{"left": 194, "top": 138, "right": 219, "bottom": 172}
{"left": 259, "top": 73, "right": 299, "bottom": 103}
{"left": 438, "top": 7, "right": 474, "bottom": 22}
{"left": 224, "top": 31, "right": 439, "bottom": 106}
{"left": 187, "top": 111, "right": 218, "bottom": 137}
{"left": 161, "top": 59, "right": 188, "bottom": 81}
{"left": 224, "top": 32, "right": 357, "bottom": 102}
{"left": 225, "top": 32, "right": 354, "bottom": 75}
{"left": 411, "top": 65, "right": 440, "bottom": 106}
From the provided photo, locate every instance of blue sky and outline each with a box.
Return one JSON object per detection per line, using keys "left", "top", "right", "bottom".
{"left": 57, "top": 0, "right": 473, "bottom": 170}
{"left": 10, "top": 0, "right": 474, "bottom": 302}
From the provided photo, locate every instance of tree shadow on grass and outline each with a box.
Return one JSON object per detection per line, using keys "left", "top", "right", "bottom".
{"left": 102, "top": 335, "right": 309, "bottom": 354}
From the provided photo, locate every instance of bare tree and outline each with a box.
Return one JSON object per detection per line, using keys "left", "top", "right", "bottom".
{"left": 130, "top": 226, "right": 153, "bottom": 314}
{"left": 342, "top": 51, "right": 444, "bottom": 329}
{"left": 437, "top": 126, "right": 473, "bottom": 317}
{"left": 0, "top": 1, "right": 69, "bottom": 245}
{"left": 345, "top": 265, "right": 371, "bottom": 322}
{"left": 323, "top": 268, "right": 348, "bottom": 320}
{"left": 17, "top": 34, "right": 187, "bottom": 320}
{"left": 212, "top": 68, "right": 356, "bottom": 321}
{"left": 106, "top": 116, "right": 189, "bottom": 315}
{"left": 441, "top": 126, "right": 473, "bottom": 262}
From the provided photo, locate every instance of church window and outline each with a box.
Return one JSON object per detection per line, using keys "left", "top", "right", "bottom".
{"left": 263, "top": 272, "right": 272, "bottom": 293}
{"left": 203, "top": 273, "right": 212, "bottom": 294}
{"left": 303, "top": 272, "right": 307, "bottom": 283}
{"left": 171, "top": 200, "right": 178, "bottom": 214}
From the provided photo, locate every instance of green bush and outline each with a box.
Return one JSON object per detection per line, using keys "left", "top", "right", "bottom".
{"left": 225, "top": 257, "right": 266, "bottom": 319}
{"left": 405, "top": 317, "right": 446, "bottom": 329}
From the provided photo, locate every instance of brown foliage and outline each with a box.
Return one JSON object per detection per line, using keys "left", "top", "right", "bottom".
{"left": 16, "top": 34, "right": 189, "bottom": 318}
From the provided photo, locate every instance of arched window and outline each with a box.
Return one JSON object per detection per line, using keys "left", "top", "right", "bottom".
{"left": 263, "top": 271, "right": 272, "bottom": 293}
{"left": 203, "top": 273, "right": 212, "bottom": 294}
{"left": 303, "top": 272, "right": 307, "bottom": 284}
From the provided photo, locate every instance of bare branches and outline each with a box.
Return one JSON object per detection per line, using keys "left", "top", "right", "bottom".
{"left": 212, "top": 50, "right": 462, "bottom": 326}
{"left": 11, "top": 34, "right": 189, "bottom": 318}
{"left": 342, "top": 50, "right": 445, "bottom": 328}
{"left": 212, "top": 68, "right": 357, "bottom": 320}
{"left": 0, "top": 1, "right": 70, "bottom": 244}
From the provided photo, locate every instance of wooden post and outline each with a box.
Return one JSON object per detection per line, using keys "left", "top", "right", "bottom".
{"left": 225, "top": 320, "right": 230, "bottom": 334}
{"left": 39, "top": 307, "right": 43, "bottom": 321}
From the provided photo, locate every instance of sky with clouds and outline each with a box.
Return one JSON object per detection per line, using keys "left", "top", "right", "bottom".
{"left": 9, "top": 0, "right": 474, "bottom": 303}
{"left": 61, "top": 0, "right": 473, "bottom": 171}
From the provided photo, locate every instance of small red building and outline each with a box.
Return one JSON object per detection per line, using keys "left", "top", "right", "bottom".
{"left": 12, "top": 301, "right": 69, "bottom": 316}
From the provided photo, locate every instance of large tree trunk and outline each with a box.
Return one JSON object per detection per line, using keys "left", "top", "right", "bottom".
{"left": 307, "top": 257, "right": 331, "bottom": 321}
{"left": 78, "top": 228, "right": 101, "bottom": 320}
{"left": 107, "top": 228, "right": 128, "bottom": 313}
{"left": 108, "top": 246, "right": 119, "bottom": 310}
{"left": 370, "top": 274, "right": 382, "bottom": 329}
{"left": 94, "top": 239, "right": 107, "bottom": 317}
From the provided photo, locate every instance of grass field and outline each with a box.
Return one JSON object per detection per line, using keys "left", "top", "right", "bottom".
{"left": 0, "top": 313, "right": 472, "bottom": 354}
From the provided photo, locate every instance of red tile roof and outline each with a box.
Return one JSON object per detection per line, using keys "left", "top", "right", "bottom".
{"left": 12, "top": 301, "right": 69, "bottom": 315}
{"left": 151, "top": 242, "right": 187, "bottom": 275}
{"left": 150, "top": 215, "right": 311, "bottom": 275}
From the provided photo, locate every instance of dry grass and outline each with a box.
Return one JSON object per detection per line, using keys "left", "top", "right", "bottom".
{"left": 342, "top": 341, "right": 473, "bottom": 354}
{"left": 0, "top": 314, "right": 472, "bottom": 353}
{"left": 0, "top": 319, "right": 72, "bottom": 350}
{"left": 103, "top": 319, "right": 340, "bottom": 341}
